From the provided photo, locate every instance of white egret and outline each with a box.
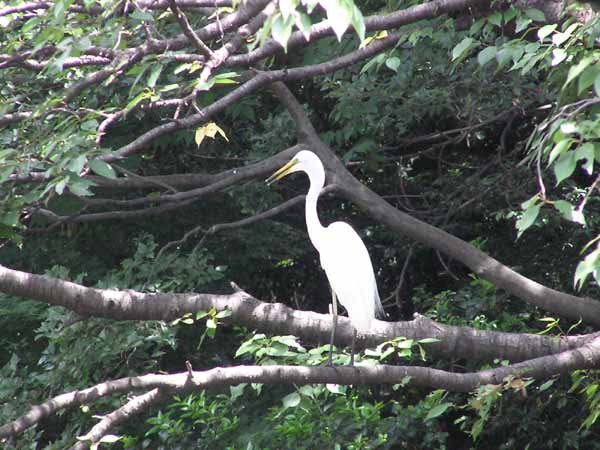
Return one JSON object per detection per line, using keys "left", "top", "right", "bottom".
{"left": 266, "top": 150, "right": 384, "bottom": 365}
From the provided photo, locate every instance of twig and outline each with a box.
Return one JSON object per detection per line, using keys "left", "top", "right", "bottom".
{"left": 169, "top": 0, "right": 216, "bottom": 58}
{"left": 382, "top": 246, "right": 414, "bottom": 309}
{"left": 577, "top": 171, "right": 600, "bottom": 213}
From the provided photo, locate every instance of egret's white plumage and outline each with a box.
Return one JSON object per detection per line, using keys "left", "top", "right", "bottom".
{"left": 267, "top": 150, "right": 384, "bottom": 363}
{"left": 319, "top": 221, "right": 383, "bottom": 332}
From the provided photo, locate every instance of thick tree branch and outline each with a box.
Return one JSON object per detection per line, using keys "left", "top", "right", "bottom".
{"left": 4, "top": 336, "right": 600, "bottom": 442}
{"left": 0, "top": 264, "right": 597, "bottom": 364}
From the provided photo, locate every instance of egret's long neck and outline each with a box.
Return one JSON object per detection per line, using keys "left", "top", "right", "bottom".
{"left": 305, "top": 166, "right": 326, "bottom": 252}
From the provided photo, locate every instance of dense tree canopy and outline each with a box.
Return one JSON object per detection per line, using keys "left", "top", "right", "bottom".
{"left": 2, "top": 0, "right": 600, "bottom": 448}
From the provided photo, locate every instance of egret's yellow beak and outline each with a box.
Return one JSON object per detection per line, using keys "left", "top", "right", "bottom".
{"left": 265, "top": 158, "right": 299, "bottom": 185}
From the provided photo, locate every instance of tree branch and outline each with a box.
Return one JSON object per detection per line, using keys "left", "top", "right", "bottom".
{"left": 168, "top": 0, "right": 216, "bottom": 58}
{"left": 4, "top": 336, "right": 600, "bottom": 441}
{"left": 69, "top": 389, "right": 167, "bottom": 450}
{"left": 105, "top": 33, "right": 399, "bottom": 162}
{"left": 30, "top": 146, "right": 299, "bottom": 224}
{"left": 0, "top": 264, "right": 597, "bottom": 364}
{"left": 271, "top": 81, "right": 600, "bottom": 326}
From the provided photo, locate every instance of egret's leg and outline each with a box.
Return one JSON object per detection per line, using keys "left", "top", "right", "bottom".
{"left": 327, "top": 289, "right": 338, "bottom": 366}
{"left": 349, "top": 328, "right": 357, "bottom": 366}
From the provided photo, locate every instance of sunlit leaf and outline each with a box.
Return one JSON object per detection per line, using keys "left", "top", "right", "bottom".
{"left": 537, "top": 24, "right": 556, "bottom": 41}
{"left": 553, "top": 200, "right": 585, "bottom": 225}
{"left": 425, "top": 402, "right": 453, "bottom": 421}
{"left": 89, "top": 159, "right": 117, "bottom": 179}
{"left": 452, "top": 37, "right": 475, "bottom": 62}
{"left": 282, "top": 392, "right": 301, "bottom": 408}
{"left": 271, "top": 13, "right": 295, "bottom": 51}
{"left": 477, "top": 46, "right": 497, "bottom": 66}
{"left": 385, "top": 56, "right": 400, "bottom": 72}
{"left": 554, "top": 151, "right": 576, "bottom": 185}
{"left": 516, "top": 203, "right": 541, "bottom": 238}
{"left": 525, "top": 8, "right": 545, "bottom": 22}
{"left": 195, "top": 122, "right": 230, "bottom": 147}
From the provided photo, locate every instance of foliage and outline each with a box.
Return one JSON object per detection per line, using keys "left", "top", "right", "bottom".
{"left": 2, "top": 0, "right": 600, "bottom": 448}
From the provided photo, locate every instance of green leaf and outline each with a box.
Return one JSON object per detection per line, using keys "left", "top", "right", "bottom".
{"left": 230, "top": 383, "right": 247, "bottom": 401}
{"left": 553, "top": 200, "right": 585, "bottom": 225}
{"left": 452, "top": 37, "right": 474, "bottom": 62}
{"left": 521, "top": 194, "right": 539, "bottom": 210}
{"left": 564, "top": 57, "right": 594, "bottom": 88}
{"left": 279, "top": 0, "right": 295, "bottom": 20}
{"left": 68, "top": 154, "right": 88, "bottom": 173}
{"left": 326, "top": 383, "right": 344, "bottom": 394}
{"left": 551, "top": 49, "right": 567, "bottom": 67}
{"left": 477, "top": 46, "right": 497, "bottom": 66}
{"left": 215, "top": 308, "right": 233, "bottom": 319}
{"left": 131, "top": 9, "right": 154, "bottom": 22}
{"left": 147, "top": 64, "right": 163, "bottom": 88}
{"left": 282, "top": 392, "right": 301, "bottom": 409}
{"left": 495, "top": 48, "right": 513, "bottom": 68}
{"left": 425, "top": 402, "right": 453, "bottom": 421}
{"left": 554, "top": 151, "right": 576, "bottom": 185}
{"left": 525, "top": 8, "right": 545, "bottom": 22}
{"left": 552, "top": 31, "right": 570, "bottom": 46}
{"left": 99, "top": 434, "right": 121, "bottom": 443}
{"left": 537, "top": 24, "right": 556, "bottom": 41}
{"left": 349, "top": 0, "right": 365, "bottom": 42}
{"left": 515, "top": 16, "right": 532, "bottom": 33}
{"left": 68, "top": 179, "right": 95, "bottom": 196}
{"left": 576, "top": 142, "right": 595, "bottom": 175}
{"left": 89, "top": 159, "right": 117, "bottom": 179}
{"left": 295, "top": 13, "right": 312, "bottom": 41}
{"left": 578, "top": 65, "right": 600, "bottom": 94}
{"left": 547, "top": 138, "right": 573, "bottom": 166}
{"left": 271, "top": 13, "right": 294, "bottom": 51}
{"left": 574, "top": 248, "right": 600, "bottom": 290}
{"left": 322, "top": 0, "right": 353, "bottom": 42}
{"left": 125, "top": 90, "right": 150, "bottom": 112}
{"left": 396, "top": 339, "right": 414, "bottom": 349}
{"left": 385, "top": 56, "right": 400, "bottom": 72}
{"left": 0, "top": 211, "right": 20, "bottom": 227}
{"left": 235, "top": 341, "right": 260, "bottom": 357}
{"left": 195, "top": 310, "right": 209, "bottom": 319}
{"left": 418, "top": 338, "right": 441, "bottom": 344}
{"left": 595, "top": 72, "right": 600, "bottom": 97}
{"left": 488, "top": 12, "right": 502, "bottom": 27}
{"left": 516, "top": 203, "right": 541, "bottom": 238}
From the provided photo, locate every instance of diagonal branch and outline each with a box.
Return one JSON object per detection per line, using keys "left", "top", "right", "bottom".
{"left": 168, "top": 0, "right": 216, "bottom": 58}
{"left": 69, "top": 388, "right": 167, "bottom": 450}
{"left": 270, "top": 81, "right": 600, "bottom": 326}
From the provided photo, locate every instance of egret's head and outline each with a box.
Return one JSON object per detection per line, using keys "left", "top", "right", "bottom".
{"left": 266, "top": 150, "right": 321, "bottom": 185}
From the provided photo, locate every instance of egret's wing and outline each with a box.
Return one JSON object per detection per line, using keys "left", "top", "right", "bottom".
{"left": 319, "top": 221, "right": 383, "bottom": 331}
